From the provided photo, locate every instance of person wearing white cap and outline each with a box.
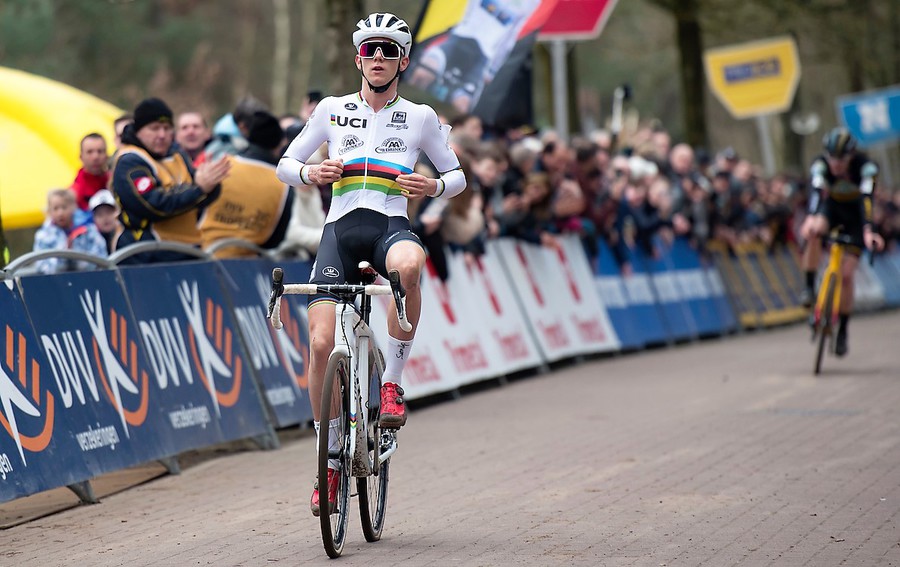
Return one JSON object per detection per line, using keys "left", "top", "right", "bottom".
{"left": 88, "top": 189, "right": 120, "bottom": 254}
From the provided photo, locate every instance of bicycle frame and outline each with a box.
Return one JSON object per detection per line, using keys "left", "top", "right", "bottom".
{"left": 814, "top": 240, "right": 845, "bottom": 329}
{"left": 268, "top": 268, "right": 406, "bottom": 475}
{"left": 330, "top": 300, "right": 396, "bottom": 477}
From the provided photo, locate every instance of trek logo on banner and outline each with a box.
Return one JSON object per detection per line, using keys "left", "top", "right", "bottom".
{"left": 137, "top": 281, "right": 244, "bottom": 422}
{"left": 555, "top": 247, "right": 607, "bottom": 344}
{"left": 466, "top": 257, "right": 530, "bottom": 362}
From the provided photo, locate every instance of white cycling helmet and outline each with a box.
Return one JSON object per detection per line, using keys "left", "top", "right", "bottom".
{"left": 353, "top": 12, "right": 413, "bottom": 56}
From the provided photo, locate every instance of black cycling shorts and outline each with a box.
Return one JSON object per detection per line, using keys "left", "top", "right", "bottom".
{"left": 308, "top": 208, "right": 423, "bottom": 307}
{"left": 823, "top": 198, "right": 865, "bottom": 254}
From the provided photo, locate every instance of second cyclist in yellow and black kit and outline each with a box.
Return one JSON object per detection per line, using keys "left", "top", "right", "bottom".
{"left": 799, "top": 127, "right": 884, "bottom": 356}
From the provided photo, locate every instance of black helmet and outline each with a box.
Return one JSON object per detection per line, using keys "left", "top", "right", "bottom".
{"left": 822, "top": 127, "right": 856, "bottom": 158}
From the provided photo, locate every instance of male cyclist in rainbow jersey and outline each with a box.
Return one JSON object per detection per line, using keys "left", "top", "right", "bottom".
{"left": 276, "top": 12, "right": 466, "bottom": 516}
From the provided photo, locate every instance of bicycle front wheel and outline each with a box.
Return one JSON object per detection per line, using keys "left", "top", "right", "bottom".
{"left": 814, "top": 274, "right": 836, "bottom": 376}
{"left": 358, "top": 346, "right": 390, "bottom": 542}
{"left": 319, "top": 354, "right": 352, "bottom": 558}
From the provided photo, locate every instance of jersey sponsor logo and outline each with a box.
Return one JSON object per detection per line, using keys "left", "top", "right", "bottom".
{"left": 339, "top": 134, "right": 364, "bottom": 155}
{"left": 322, "top": 266, "right": 340, "bottom": 279}
{"left": 387, "top": 111, "right": 409, "bottom": 130}
{"left": 330, "top": 114, "right": 367, "bottom": 128}
{"left": 135, "top": 176, "right": 154, "bottom": 193}
{"left": 344, "top": 102, "right": 358, "bottom": 110}
{"left": 375, "top": 137, "right": 407, "bottom": 154}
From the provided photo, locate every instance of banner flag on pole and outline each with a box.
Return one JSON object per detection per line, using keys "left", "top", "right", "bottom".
{"left": 405, "top": 0, "right": 557, "bottom": 123}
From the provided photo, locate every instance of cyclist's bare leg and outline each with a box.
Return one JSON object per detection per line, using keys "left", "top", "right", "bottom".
{"left": 385, "top": 240, "right": 425, "bottom": 340}
{"left": 839, "top": 253, "right": 859, "bottom": 316}
{"left": 801, "top": 215, "right": 826, "bottom": 272}
{"left": 307, "top": 302, "right": 336, "bottom": 422}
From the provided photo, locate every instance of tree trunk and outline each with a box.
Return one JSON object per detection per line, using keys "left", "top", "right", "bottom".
{"left": 325, "top": 0, "right": 364, "bottom": 96}
{"left": 673, "top": 0, "right": 707, "bottom": 149}
{"left": 271, "top": 0, "right": 290, "bottom": 115}
{"left": 290, "top": 0, "right": 319, "bottom": 112}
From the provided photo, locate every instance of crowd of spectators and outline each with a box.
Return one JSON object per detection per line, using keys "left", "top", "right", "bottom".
{"left": 27, "top": 93, "right": 900, "bottom": 280}
{"left": 411, "top": 115, "right": 900, "bottom": 280}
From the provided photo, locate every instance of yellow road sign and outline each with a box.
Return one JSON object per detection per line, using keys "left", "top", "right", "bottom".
{"left": 704, "top": 36, "right": 800, "bottom": 119}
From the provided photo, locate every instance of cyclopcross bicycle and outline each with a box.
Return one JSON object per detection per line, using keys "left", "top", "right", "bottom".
{"left": 267, "top": 262, "right": 411, "bottom": 558}
{"left": 810, "top": 226, "right": 869, "bottom": 375}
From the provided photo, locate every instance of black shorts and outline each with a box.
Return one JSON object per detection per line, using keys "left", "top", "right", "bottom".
{"left": 823, "top": 198, "right": 865, "bottom": 254}
{"left": 308, "top": 209, "right": 423, "bottom": 307}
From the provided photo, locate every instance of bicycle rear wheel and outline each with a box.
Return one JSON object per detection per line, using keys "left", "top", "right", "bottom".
{"left": 319, "top": 354, "right": 352, "bottom": 558}
{"left": 358, "top": 346, "right": 390, "bottom": 542}
{"left": 814, "top": 274, "right": 836, "bottom": 376}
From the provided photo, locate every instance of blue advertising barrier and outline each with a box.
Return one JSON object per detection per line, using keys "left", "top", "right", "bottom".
{"left": 215, "top": 258, "right": 314, "bottom": 427}
{"left": 13, "top": 270, "right": 184, "bottom": 498}
{"left": 593, "top": 239, "right": 644, "bottom": 350}
{"left": 647, "top": 237, "right": 698, "bottom": 341}
{"left": 622, "top": 244, "right": 670, "bottom": 346}
{"left": 700, "top": 251, "right": 739, "bottom": 334}
{"left": 0, "top": 280, "right": 111, "bottom": 502}
{"left": 114, "top": 262, "right": 274, "bottom": 444}
{"left": 669, "top": 238, "right": 725, "bottom": 337}
{"left": 872, "top": 249, "right": 900, "bottom": 307}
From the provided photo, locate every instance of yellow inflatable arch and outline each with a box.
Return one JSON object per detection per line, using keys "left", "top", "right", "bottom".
{"left": 0, "top": 67, "right": 123, "bottom": 229}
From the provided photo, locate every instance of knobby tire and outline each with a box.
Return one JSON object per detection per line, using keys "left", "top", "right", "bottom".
{"left": 358, "top": 346, "right": 390, "bottom": 542}
{"left": 814, "top": 275, "right": 836, "bottom": 376}
{"left": 319, "top": 355, "right": 352, "bottom": 558}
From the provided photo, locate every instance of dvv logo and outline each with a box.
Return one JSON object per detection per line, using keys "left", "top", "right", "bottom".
{"left": 36, "top": 290, "right": 150, "bottom": 442}
{"left": 176, "top": 281, "right": 243, "bottom": 415}
{"left": 254, "top": 274, "right": 309, "bottom": 390}
{"left": 0, "top": 324, "right": 54, "bottom": 467}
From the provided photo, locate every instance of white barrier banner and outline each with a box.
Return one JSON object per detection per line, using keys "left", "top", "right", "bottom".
{"left": 492, "top": 236, "right": 619, "bottom": 361}
{"left": 453, "top": 248, "right": 544, "bottom": 380}
{"left": 368, "top": 262, "right": 459, "bottom": 400}
{"left": 558, "top": 236, "right": 620, "bottom": 354}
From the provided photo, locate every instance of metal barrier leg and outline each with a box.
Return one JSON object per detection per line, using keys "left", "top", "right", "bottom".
{"left": 67, "top": 481, "right": 98, "bottom": 504}
{"left": 251, "top": 432, "right": 281, "bottom": 451}
{"left": 158, "top": 457, "right": 181, "bottom": 475}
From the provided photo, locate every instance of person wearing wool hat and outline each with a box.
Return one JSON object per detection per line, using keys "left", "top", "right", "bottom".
{"left": 111, "top": 96, "right": 231, "bottom": 264}
{"left": 198, "top": 111, "right": 300, "bottom": 259}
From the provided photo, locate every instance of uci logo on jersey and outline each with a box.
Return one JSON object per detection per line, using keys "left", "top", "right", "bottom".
{"left": 344, "top": 103, "right": 358, "bottom": 111}
{"left": 375, "top": 137, "right": 407, "bottom": 154}
{"left": 330, "top": 114, "right": 367, "bottom": 128}
{"left": 339, "top": 135, "right": 364, "bottom": 155}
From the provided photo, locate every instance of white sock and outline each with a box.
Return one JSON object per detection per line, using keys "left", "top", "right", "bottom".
{"left": 314, "top": 420, "right": 342, "bottom": 471}
{"left": 328, "top": 417, "right": 341, "bottom": 470}
{"left": 382, "top": 334, "right": 413, "bottom": 386}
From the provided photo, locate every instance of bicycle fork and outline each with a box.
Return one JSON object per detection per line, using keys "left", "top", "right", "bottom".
{"left": 812, "top": 247, "right": 844, "bottom": 340}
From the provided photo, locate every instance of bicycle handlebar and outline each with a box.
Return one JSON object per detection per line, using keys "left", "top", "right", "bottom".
{"left": 267, "top": 267, "right": 412, "bottom": 332}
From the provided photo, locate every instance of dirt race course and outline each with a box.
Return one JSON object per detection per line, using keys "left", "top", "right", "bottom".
{"left": 3, "top": 311, "right": 900, "bottom": 566}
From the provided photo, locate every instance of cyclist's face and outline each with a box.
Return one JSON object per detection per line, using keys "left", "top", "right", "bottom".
{"left": 826, "top": 154, "right": 851, "bottom": 177}
{"left": 356, "top": 38, "right": 408, "bottom": 85}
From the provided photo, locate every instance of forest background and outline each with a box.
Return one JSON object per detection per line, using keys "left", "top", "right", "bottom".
{"left": 1, "top": 0, "right": 898, "bottom": 179}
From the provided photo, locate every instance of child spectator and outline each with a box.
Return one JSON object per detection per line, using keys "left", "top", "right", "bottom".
{"left": 88, "top": 189, "right": 120, "bottom": 254}
{"left": 33, "top": 189, "right": 107, "bottom": 274}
